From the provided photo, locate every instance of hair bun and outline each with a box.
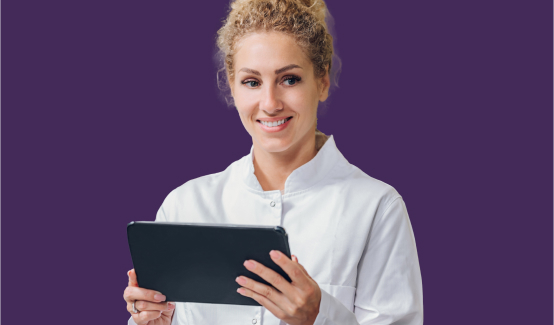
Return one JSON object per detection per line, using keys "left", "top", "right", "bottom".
{"left": 296, "top": 0, "right": 327, "bottom": 25}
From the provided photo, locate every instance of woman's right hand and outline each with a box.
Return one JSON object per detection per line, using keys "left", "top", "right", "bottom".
{"left": 124, "top": 269, "right": 176, "bottom": 325}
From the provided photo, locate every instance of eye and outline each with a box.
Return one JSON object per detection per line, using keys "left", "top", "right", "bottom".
{"left": 282, "top": 75, "right": 301, "bottom": 86}
{"left": 241, "top": 79, "right": 259, "bottom": 88}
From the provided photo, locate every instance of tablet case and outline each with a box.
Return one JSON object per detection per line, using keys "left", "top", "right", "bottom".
{"left": 127, "top": 221, "right": 291, "bottom": 306}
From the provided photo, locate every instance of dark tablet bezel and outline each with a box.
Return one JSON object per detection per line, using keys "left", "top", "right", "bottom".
{"left": 127, "top": 221, "right": 291, "bottom": 306}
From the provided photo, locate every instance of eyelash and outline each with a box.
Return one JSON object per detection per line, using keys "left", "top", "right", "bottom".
{"left": 241, "top": 75, "right": 302, "bottom": 88}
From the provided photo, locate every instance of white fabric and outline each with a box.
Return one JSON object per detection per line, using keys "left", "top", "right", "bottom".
{"left": 128, "top": 135, "right": 423, "bottom": 325}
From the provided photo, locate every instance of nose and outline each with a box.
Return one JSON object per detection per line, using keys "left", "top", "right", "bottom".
{"left": 259, "top": 84, "right": 283, "bottom": 115}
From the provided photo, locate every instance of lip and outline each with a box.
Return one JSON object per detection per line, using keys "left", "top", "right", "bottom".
{"left": 256, "top": 116, "right": 293, "bottom": 122}
{"left": 257, "top": 116, "right": 293, "bottom": 133}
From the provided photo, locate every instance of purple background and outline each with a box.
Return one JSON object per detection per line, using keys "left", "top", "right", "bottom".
{"left": 3, "top": 0, "right": 552, "bottom": 324}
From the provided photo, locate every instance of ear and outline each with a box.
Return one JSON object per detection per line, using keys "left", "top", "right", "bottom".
{"left": 318, "top": 65, "right": 330, "bottom": 102}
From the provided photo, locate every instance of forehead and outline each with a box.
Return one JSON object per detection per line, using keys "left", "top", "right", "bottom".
{"left": 234, "top": 31, "right": 311, "bottom": 71}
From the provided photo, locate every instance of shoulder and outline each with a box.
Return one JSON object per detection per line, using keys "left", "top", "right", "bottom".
{"left": 162, "top": 154, "right": 248, "bottom": 206}
{"left": 323, "top": 137, "right": 402, "bottom": 208}
{"left": 332, "top": 159, "right": 402, "bottom": 210}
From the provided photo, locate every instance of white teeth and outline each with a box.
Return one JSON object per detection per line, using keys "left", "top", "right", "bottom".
{"left": 260, "top": 118, "right": 289, "bottom": 127}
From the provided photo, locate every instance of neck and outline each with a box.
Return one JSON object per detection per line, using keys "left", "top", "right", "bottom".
{"left": 252, "top": 129, "right": 328, "bottom": 192}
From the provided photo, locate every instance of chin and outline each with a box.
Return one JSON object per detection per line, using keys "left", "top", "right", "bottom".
{"left": 255, "top": 136, "right": 294, "bottom": 153}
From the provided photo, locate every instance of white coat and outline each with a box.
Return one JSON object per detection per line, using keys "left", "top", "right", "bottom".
{"left": 129, "top": 135, "right": 423, "bottom": 325}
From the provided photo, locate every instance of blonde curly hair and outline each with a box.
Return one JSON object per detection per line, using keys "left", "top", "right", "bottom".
{"left": 215, "top": 0, "right": 341, "bottom": 107}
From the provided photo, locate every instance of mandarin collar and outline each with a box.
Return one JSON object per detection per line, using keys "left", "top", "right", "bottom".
{"left": 242, "top": 135, "right": 347, "bottom": 194}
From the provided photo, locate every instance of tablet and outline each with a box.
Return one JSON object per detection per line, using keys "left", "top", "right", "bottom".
{"left": 127, "top": 221, "right": 291, "bottom": 306}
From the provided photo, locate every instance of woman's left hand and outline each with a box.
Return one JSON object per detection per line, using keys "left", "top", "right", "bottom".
{"left": 236, "top": 251, "right": 321, "bottom": 325}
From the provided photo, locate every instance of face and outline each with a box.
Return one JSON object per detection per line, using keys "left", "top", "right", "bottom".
{"left": 229, "top": 31, "right": 330, "bottom": 154}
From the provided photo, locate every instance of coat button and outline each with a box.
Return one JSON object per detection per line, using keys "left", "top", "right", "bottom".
{"left": 270, "top": 201, "right": 276, "bottom": 207}
{"left": 252, "top": 319, "right": 258, "bottom": 324}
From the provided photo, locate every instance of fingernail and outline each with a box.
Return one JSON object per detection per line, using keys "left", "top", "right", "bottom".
{"left": 244, "top": 260, "right": 255, "bottom": 269}
{"left": 235, "top": 276, "right": 247, "bottom": 285}
{"left": 168, "top": 303, "right": 175, "bottom": 310}
{"left": 237, "top": 288, "right": 245, "bottom": 295}
{"left": 270, "top": 250, "right": 281, "bottom": 260}
{"left": 154, "top": 293, "right": 166, "bottom": 301}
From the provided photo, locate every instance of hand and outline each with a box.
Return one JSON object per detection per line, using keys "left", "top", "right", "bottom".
{"left": 123, "top": 269, "right": 176, "bottom": 325}
{"left": 236, "top": 252, "right": 321, "bottom": 325}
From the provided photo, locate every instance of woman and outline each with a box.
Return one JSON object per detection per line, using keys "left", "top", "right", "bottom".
{"left": 123, "top": 0, "right": 423, "bottom": 324}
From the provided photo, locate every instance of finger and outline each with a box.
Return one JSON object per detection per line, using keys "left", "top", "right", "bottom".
{"left": 292, "top": 255, "right": 311, "bottom": 278}
{"left": 128, "top": 269, "right": 138, "bottom": 287}
{"left": 269, "top": 250, "right": 310, "bottom": 288}
{"left": 243, "top": 259, "right": 295, "bottom": 297}
{"left": 296, "top": 263, "right": 308, "bottom": 275}
{"left": 237, "top": 287, "right": 288, "bottom": 321}
{"left": 123, "top": 286, "right": 166, "bottom": 304}
{"left": 296, "top": 262, "right": 314, "bottom": 280}
{"left": 134, "top": 300, "right": 174, "bottom": 312}
{"left": 162, "top": 302, "right": 177, "bottom": 315}
{"left": 132, "top": 310, "right": 162, "bottom": 324}
{"left": 290, "top": 258, "right": 306, "bottom": 275}
{"left": 236, "top": 276, "right": 290, "bottom": 309}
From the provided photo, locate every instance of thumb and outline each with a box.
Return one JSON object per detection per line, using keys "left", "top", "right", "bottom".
{"left": 128, "top": 269, "right": 139, "bottom": 287}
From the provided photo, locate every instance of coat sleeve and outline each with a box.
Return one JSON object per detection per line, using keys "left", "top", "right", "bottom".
{"left": 313, "top": 197, "right": 423, "bottom": 325}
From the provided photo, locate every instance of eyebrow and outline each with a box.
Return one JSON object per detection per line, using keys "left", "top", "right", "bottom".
{"left": 275, "top": 64, "right": 302, "bottom": 74}
{"left": 238, "top": 64, "right": 303, "bottom": 76}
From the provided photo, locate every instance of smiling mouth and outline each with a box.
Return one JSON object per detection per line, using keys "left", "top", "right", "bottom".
{"left": 257, "top": 117, "right": 293, "bottom": 127}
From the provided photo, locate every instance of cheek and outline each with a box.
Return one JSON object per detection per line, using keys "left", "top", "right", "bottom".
{"left": 236, "top": 107, "right": 252, "bottom": 127}
{"left": 286, "top": 88, "right": 319, "bottom": 115}
{"left": 234, "top": 97, "right": 258, "bottom": 130}
{"left": 234, "top": 87, "right": 257, "bottom": 111}
{"left": 236, "top": 109, "right": 255, "bottom": 136}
